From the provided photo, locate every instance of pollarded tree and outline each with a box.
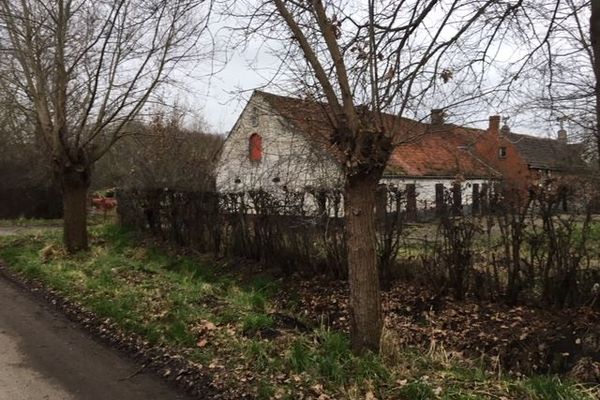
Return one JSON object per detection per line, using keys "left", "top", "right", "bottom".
{"left": 0, "top": 0, "right": 212, "bottom": 252}
{"left": 232, "top": 0, "right": 524, "bottom": 352}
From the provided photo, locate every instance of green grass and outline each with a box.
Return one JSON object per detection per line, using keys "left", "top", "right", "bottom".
{"left": 398, "top": 380, "right": 436, "bottom": 400}
{"left": 0, "top": 222, "right": 597, "bottom": 399}
{"left": 520, "top": 376, "right": 590, "bottom": 400}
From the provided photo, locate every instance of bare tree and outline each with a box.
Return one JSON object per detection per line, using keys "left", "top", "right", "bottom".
{"left": 591, "top": 0, "right": 599, "bottom": 165}
{"left": 231, "top": 0, "right": 522, "bottom": 352}
{"left": 502, "top": 1, "right": 598, "bottom": 165}
{"left": 95, "top": 108, "right": 223, "bottom": 191}
{"left": 0, "top": 0, "right": 212, "bottom": 251}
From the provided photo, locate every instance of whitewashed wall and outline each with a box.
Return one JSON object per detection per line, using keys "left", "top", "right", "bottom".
{"left": 216, "top": 94, "right": 343, "bottom": 194}
{"left": 380, "top": 177, "right": 489, "bottom": 211}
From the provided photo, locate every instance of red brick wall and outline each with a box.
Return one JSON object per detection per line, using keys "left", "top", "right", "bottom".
{"left": 474, "top": 131, "right": 533, "bottom": 199}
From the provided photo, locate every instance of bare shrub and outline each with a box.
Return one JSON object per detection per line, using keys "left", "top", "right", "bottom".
{"left": 529, "top": 181, "right": 596, "bottom": 308}
{"left": 118, "top": 179, "right": 600, "bottom": 309}
{"left": 95, "top": 109, "right": 223, "bottom": 192}
{"left": 377, "top": 187, "right": 407, "bottom": 289}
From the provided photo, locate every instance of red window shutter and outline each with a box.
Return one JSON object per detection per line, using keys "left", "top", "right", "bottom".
{"left": 249, "top": 134, "right": 262, "bottom": 161}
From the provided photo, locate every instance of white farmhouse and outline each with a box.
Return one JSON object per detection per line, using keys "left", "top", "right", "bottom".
{"left": 216, "top": 90, "right": 499, "bottom": 214}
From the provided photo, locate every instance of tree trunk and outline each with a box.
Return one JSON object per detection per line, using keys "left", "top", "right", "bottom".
{"left": 59, "top": 166, "right": 91, "bottom": 253}
{"left": 344, "top": 172, "right": 382, "bottom": 353}
{"left": 591, "top": 0, "right": 600, "bottom": 168}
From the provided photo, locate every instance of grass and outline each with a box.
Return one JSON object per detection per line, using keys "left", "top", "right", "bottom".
{"left": 0, "top": 218, "right": 63, "bottom": 227}
{"left": 0, "top": 223, "right": 598, "bottom": 399}
{"left": 0, "top": 213, "right": 114, "bottom": 228}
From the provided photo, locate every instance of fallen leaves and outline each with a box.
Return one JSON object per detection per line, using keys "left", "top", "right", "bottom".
{"left": 39, "top": 243, "right": 65, "bottom": 262}
{"left": 193, "top": 319, "right": 217, "bottom": 348}
{"left": 275, "top": 276, "right": 600, "bottom": 377}
{"left": 365, "top": 390, "right": 378, "bottom": 400}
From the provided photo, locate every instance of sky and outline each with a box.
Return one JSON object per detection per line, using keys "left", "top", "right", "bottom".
{"left": 173, "top": 3, "right": 576, "bottom": 141}
{"left": 186, "top": 53, "right": 566, "bottom": 140}
{"left": 175, "top": 36, "right": 281, "bottom": 135}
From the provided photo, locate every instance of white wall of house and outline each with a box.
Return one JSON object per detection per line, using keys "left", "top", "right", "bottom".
{"left": 216, "top": 94, "right": 343, "bottom": 194}
{"left": 380, "top": 177, "right": 489, "bottom": 210}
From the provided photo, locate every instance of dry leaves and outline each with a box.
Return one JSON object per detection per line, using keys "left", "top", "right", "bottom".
{"left": 275, "top": 276, "right": 600, "bottom": 376}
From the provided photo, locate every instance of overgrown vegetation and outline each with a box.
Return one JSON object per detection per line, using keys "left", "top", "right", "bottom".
{"left": 93, "top": 108, "right": 223, "bottom": 192}
{"left": 0, "top": 224, "right": 598, "bottom": 399}
{"left": 118, "top": 181, "right": 600, "bottom": 309}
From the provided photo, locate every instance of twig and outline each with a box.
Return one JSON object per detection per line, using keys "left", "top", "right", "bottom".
{"left": 118, "top": 364, "right": 146, "bottom": 381}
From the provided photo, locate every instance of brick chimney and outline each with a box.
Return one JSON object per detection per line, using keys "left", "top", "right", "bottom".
{"left": 488, "top": 115, "right": 500, "bottom": 135}
{"left": 431, "top": 109, "right": 445, "bottom": 126}
{"left": 558, "top": 128, "right": 567, "bottom": 143}
{"left": 557, "top": 116, "right": 568, "bottom": 143}
{"left": 500, "top": 116, "right": 510, "bottom": 135}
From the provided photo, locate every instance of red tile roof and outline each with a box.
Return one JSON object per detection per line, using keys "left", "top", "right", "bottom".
{"left": 256, "top": 91, "right": 579, "bottom": 179}
{"left": 387, "top": 128, "right": 499, "bottom": 178}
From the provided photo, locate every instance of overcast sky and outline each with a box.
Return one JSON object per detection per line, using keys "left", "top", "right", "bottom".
{"left": 175, "top": 34, "right": 280, "bottom": 135}
{"left": 187, "top": 58, "right": 567, "bottom": 140}
{"left": 175, "top": 6, "right": 575, "bottom": 141}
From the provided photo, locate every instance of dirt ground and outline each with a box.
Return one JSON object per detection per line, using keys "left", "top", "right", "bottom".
{"left": 0, "top": 275, "right": 194, "bottom": 400}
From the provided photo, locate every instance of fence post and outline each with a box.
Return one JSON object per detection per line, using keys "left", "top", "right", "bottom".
{"left": 375, "top": 185, "right": 387, "bottom": 222}
{"left": 406, "top": 184, "right": 417, "bottom": 221}
{"left": 472, "top": 183, "right": 480, "bottom": 215}
{"left": 481, "top": 183, "right": 489, "bottom": 214}
{"left": 435, "top": 183, "right": 445, "bottom": 216}
{"left": 452, "top": 183, "right": 462, "bottom": 216}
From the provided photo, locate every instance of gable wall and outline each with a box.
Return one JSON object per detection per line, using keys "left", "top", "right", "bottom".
{"left": 474, "top": 133, "right": 533, "bottom": 198}
{"left": 216, "top": 94, "right": 343, "bottom": 193}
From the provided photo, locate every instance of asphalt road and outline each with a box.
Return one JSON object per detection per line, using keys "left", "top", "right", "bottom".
{"left": 0, "top": 276, "right": 194, "bottom": 400}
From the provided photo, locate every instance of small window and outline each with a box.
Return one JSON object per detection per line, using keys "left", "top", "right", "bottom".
{"left": 249, "top": 133, "right": 262, "bottom": 161}
{"left": 499, "top": 146, "right": 507, "bottom": 159}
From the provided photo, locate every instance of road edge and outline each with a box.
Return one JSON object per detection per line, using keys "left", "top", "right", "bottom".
{"left": 0, "top": 259, "right": 224, "bottom": 400}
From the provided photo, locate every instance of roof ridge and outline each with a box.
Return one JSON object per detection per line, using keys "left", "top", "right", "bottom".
{"left": 254, "top": 89, "right": 428, "bottom": 128}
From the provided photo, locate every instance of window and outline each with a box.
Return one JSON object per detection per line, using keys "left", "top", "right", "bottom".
{"left": 249, "top": 133, "right": 262, "bottom": 161}
{"left": 498, "top": 146, "right": 507, "bottom": 159}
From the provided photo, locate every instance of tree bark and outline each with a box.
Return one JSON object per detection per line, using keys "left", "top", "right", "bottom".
{"left": 344, "top": 172, "right": 382, "bottom": 353}
{"left": 58, "top": 165, "right": 91, "bottom": 253}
